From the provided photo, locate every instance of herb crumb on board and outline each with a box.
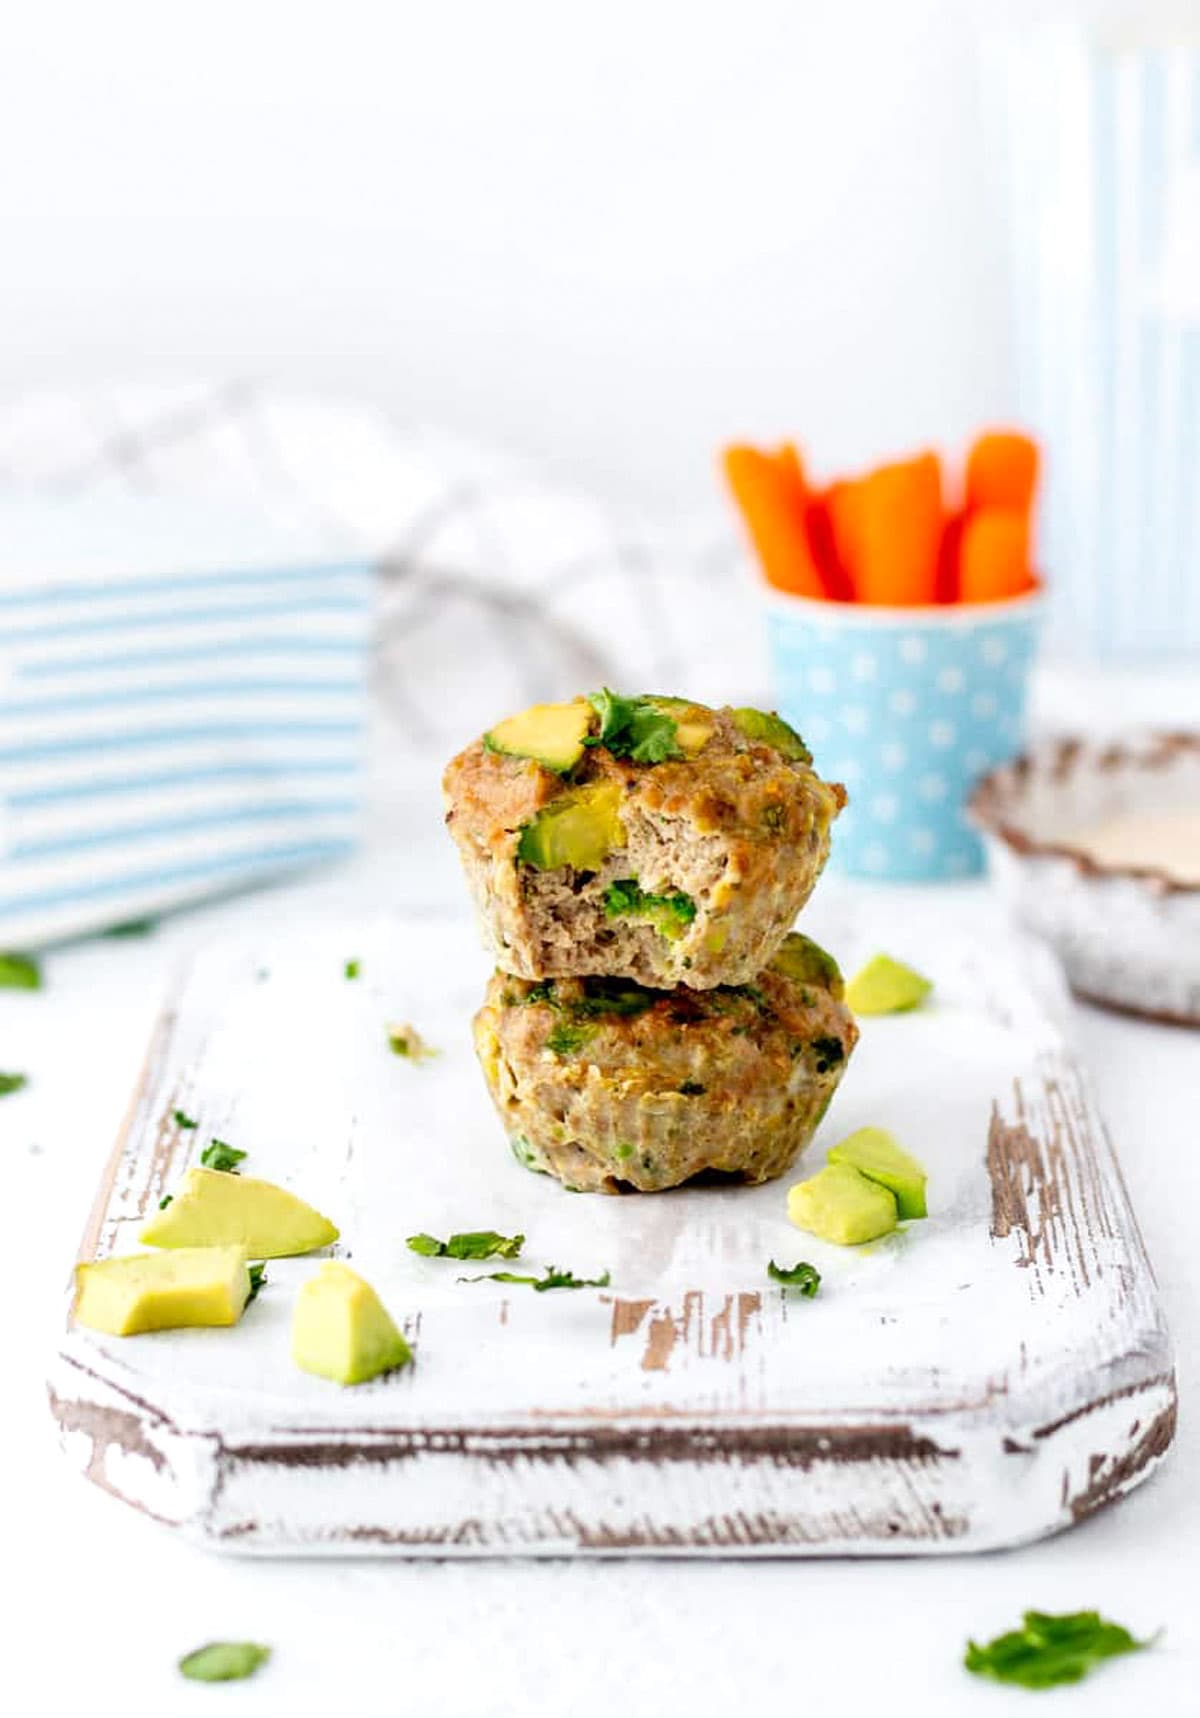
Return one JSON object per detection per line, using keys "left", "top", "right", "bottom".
{"left": 387, "top": 1022, "right": 439, "bottom": 1062}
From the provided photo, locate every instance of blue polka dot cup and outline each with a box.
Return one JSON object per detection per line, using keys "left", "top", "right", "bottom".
{"left": 765, "top": 591, "right": 1043, "bottom": 880}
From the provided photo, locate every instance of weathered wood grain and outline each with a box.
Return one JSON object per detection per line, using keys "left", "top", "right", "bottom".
{"left": 48, "top": 911, "right": 1176, "bottom": 1555}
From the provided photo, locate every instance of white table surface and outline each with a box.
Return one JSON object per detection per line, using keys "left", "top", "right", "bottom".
{"left": 6, "top": 745, "right": 1199, "bottom": 1717}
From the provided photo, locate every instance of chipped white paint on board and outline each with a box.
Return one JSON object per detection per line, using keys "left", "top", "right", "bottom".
{"left": 49, "top": 908, "right": 1175, "bottom": 1556}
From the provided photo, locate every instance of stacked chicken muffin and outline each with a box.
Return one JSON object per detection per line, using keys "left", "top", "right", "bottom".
{"left": 444, "top": 691, "right": 857, "bottom": 1194}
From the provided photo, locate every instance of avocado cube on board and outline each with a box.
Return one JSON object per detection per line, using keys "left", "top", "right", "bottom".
{"left": 516, "top": 780, "right": 625, "bottom": 871}
{"left": 845, "top": 953, "right": 932, "bottom": 1015}
{"left": 292, "top": 1261, "right": 412, "bottom": 1385}
{"left": 74, "top": 1245, "right": 251, "bottom": 1336}
{"left": 828, "top": 1126, "right": 928, "bottom": 1220}
{"left": 140, "top": 1167, "right": 339, "bottom": 1258}
{"left": 787, "top": 1163, "right": 899, "bottom": 1246}
{"left": 484, "top": 700, "right": 592, "bottom": 774}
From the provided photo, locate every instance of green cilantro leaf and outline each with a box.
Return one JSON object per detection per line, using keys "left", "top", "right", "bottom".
{"left": 200, "top": 1138, "right": 246, "bottom": 1173}
{"left": 407, "top": 1230, "right": 525, "bottom": 1261}
{"left": 246, "top": 1263, "right": 267, "bottom": 1305}
{"left": 0, "top": 1072, "right": 28, "bottom": 1097}
{"left": 587, "top": 690, "right": 681, "bottom": 764}
{"left": 0, "top": 952, "right": 41, "bottom": 990}
{"left": 460, "top": 1264, "right": 611, "bottom": 1292}
{"left": 545, "top": 1021, "right": 594, "bottom": 1057}
{"left": 569, "top": 977, "right": 659, "bottom": 1021}
{"left": 344, "top": 958, "right": 360, "bottom": 979}
{"left": 178, "top": 1641, "right": 271, "bottom": 1683}
{"left": 172, "top": 1109, "right": 198, "bottom": 1130}
{"left": 964, "top": 1610, "right": 1158, "bottom": 1690}
{"left": 811, "top": 1036, "right": 845, "bottom": 1074}
{"left": 768, "top": 1259, "right": 821, "bottom": 1297}
{"left": 603, "top": 877, "right": 696, "bottom": 941}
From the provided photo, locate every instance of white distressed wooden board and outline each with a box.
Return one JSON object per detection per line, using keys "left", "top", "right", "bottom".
{"left": 49, "top": 906, "right": 1176, "bottom": 1556}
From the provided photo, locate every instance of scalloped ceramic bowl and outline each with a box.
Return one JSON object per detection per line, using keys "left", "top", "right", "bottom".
{"left": 970, "top": 734, "right": 1200, "bottom": 1025}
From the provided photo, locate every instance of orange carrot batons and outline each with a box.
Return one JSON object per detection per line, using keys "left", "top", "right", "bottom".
{"left": 855, "top": 451, "right": 943, "bottom": 605}
{"left": 959, "top": 509, "right": 1036, "bottom": 603}
{"left": 722, "top": 443, "right": 827, "bottom": 599}
{"left": 965, "top": 431, "right": 1040, "bottom": 515}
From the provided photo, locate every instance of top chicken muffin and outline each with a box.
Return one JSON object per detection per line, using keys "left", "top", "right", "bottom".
{"left": 443, "top": 691, "right": 845, "bottom": 988}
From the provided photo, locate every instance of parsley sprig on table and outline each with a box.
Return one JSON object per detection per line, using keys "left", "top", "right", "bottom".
{"left": 964, "top": 1610, "right": 1158, "bottom": 1689}
{"left": 0, "top": 1072, "right": 28, "bottom": 1097}
{"left": 460, "top": 1265, "right": 611, "bottom": 1292}
{"left": 768, "top": 1260, "right": 821, "bottom": 1297}
{"left": 200, "top": 1139, "right": 246, "bottom": 1173}
{"left": 587, "top": 690, "right": 681, "bottom": 764}
{"left": 407, "top": 1231, "right": 525, "bottom": 1261}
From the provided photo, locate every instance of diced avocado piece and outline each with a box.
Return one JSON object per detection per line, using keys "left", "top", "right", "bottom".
{"left": 828, "top": 1126, "right": 928, "bottom": 1220}
{"left": 140, "top": 1166, "right": 339, "bottom": 1258}
{"left": 73, "top": 1245, "right": 251, "bottom": 1335}
{"left": 484, "top": 699, "right": 592, "bottom": 773}
{"left": 787, "top": 1162, "right": 898, "bottom": 1245}
{"left": 731, "top": 707, "right": 812, "bottom": 762}
{"left": 644, "top": 697, "right": 714, "bottom": 756}
{"left": 292, "top": 1261, "right": 412, "bottom": 1385}
{"left": 769, "top": 932, "right": 845, "bottom": 997}
{"left": 516, "top": 780, "right": 624, "bottom": 871}
{"left": 675, "top": 719, "right": 714, "bottom": 755}
{"left": 845, "top": 952, "right": 932, "bottom": 1015}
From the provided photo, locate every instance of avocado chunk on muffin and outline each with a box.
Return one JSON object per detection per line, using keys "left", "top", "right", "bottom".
{"left": 444, "top": 691, "right": 845, "bottom": 990}
{"left": 473, "top": 932, "right": 858, "bottom": 1194}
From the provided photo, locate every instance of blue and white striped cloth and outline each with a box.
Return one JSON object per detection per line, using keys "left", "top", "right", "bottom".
{"left": 0, "top": 381, "right": 768, "bottom": 948}
{"left": 986, "top": 26, "right": 1200, "bottom": 660}
{"left": 1, "top": 496, "right": 372, "bottom": 947}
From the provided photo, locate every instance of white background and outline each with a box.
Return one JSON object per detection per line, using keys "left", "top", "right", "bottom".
{"left": 4, "top": 7, "right": 1199, "bottom": 1713}
{"left": 1, "top": 0, "right": 1013, "bottom": 507}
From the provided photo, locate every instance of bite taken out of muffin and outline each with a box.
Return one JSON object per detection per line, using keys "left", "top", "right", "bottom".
{"left": 444, "top": 690, "right": 855, "bottom": 1194}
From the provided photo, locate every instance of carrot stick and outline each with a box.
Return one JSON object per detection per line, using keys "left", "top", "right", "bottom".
{"left": 804, "top": 490, "right": 855, "bottom": 602}
{"left": 965, "top": 431, "right": 1039, "bottom": 514}
{"left": 827, "top": 479, "right": 866, "bottom": 588}
{"left": 855, "top": 451, "right": 943, "bottom": 605}
{"left": 959, "top": 508, "right": 1036, "bottom": 603}
{"left": 935, "top": 508, "right": 965, "bottom": 603}
{"left": 721, "top": 443, "right": 827, "bottom": 599}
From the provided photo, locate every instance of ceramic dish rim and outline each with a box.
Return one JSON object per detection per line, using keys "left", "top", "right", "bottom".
{"left": 969, "top": 731, "right": 1200, "bottom": 898}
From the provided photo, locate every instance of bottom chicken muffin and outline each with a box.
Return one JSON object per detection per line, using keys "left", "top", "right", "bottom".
{"left": 473, "top": 932, "right": 858, "bottom": 1193}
